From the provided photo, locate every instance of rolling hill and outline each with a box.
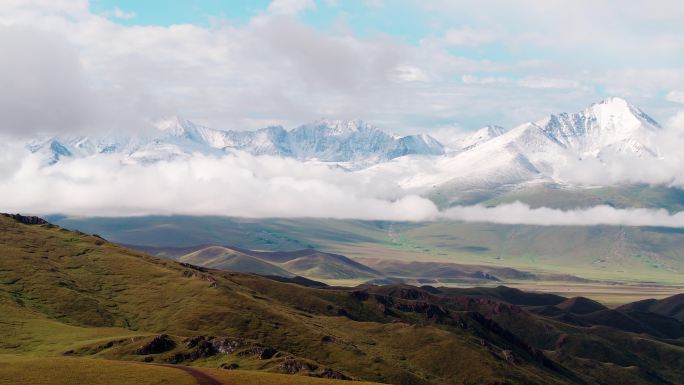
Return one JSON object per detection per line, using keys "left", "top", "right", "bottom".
{"left": 229, "top": 247, "right": 383, "bottom": 280}
{"left": 617, "top": 293, "right": 684, "bottom": 321}
{"left": 53, "top": 215, "right": 684, "bottom": 287}
{"left": 137, "top": 244, "right": 384, "bottom": 280}
{"left": 178, "top": 246, "right": 294, "bottom": 277}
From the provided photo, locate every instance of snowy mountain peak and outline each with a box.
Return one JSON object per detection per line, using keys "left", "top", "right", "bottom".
{"left": 296, "top": 119, "right": 377, "bottom": 137}
{"left": 521, "top": 97, "right": 661, "bottom": 158}
{"left": 29, "top": 117, "right": 445, "bottom": 166}
{"left": 449, "top": 125, "right": 507, "bottom": 152}
{"left": 587, "top": 97, "right": 660, "bottom": 129}
{"left": 155, "top": 115, "right": 194, "bottom": 135}
{"left": 596, "top": 96, "right": 631, "bottom": 107}
{"left": 480, "top": 125, "right": 506, "bottom": 137}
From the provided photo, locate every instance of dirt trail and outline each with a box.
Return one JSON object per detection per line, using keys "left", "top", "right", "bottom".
{"left": 157, "top": 364, "right": 224, "bottom": 385}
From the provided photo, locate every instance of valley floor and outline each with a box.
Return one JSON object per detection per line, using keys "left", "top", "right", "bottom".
{"left": 323, "top": 278, "right": 684, "bottom": 308}
{"left": 451, "top": 281, "right": 684, "bottom": 308}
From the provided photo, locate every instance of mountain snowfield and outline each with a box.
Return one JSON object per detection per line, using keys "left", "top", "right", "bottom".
{"left": 25, "top": 97, "right": 669, "bottom": 208}
{"left": 361, "top": 97, "right": 665, "bottom": 206}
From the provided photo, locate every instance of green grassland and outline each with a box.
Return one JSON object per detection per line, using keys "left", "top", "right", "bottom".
{"left": 0, "top": 355, "right": 384, "bottom": 385}
{"left": 1, "top": 215, "right": 582, "bottom": 385}
{"left": 0, "top": 355, "right": 197, "bottom": 385}
{"left": 54, "top": 215, "right": 684, "bottom": 287}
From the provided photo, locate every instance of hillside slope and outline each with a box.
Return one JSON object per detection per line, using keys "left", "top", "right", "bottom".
{"left": 1, "top": 214, "right": 587, "bottom": 385}
{"left": 618, "top": 293, "right": 684, "bottom": 321}
{"left": 230, "top": 247, "right": 383, "bottom": 279}
{"left": 178, "top": 246, "right": 294, "bottom": 277}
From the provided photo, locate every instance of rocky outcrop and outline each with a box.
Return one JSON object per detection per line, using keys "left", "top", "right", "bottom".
{"left": 238, "top": 346, "right": 278, "bottom": 360}
{"left": 278, "top": 357, "right": 319, "bottom": 374}
{"left": 2, "top": 213, "right": 48, "bottom": 225}
{"left": 181, "top": 269, "right": 218, "bottom": 288}
{"left": 210, "top": 337, "right": 248, "bottom": 354}
{"left": 275, "top": 356, "right": 353, "bottom": 380}
{"left": 136, "top": 334, "right": 175, "bottom": 355}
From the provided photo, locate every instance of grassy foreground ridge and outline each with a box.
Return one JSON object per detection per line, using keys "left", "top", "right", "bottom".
{"left": 1, "top": 214, "right": 683, "bottom": 384}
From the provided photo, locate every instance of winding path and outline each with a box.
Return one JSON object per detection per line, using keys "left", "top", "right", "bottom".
{"left": 158, "top": 364, "right": 224, "bottom": 385}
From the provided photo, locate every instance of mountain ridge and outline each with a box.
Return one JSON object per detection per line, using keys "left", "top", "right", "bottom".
{"left": 25, "top": 97, "right": 677, "bottom": 210}
{"left": 29, "top": 118, "right": 445, "bottom": 165}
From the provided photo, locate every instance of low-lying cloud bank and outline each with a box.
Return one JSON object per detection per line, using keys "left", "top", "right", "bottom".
{"left": 441, "top": 202, "right": 684, "bottom": 228}
{"left": 2, "top": 147, "right": 684, "bottom": 227}
{"left": 0, "top": 149, "right": 438, "bottom": 221}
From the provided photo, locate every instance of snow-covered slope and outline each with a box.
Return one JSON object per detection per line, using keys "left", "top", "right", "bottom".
{"left": 448, "top": 125, "right": 507, "bottom": 152}
{"left": 28, "top": 118, "right": 444, "bottom": 165}
{"left": 535, "top": 97, "right": 659, "bottom": 158}
{"left": 360, "top": 97, "right": 663, "bottom": 205}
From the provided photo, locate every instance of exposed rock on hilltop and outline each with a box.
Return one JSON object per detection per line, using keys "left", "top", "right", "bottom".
{"left": 2, "top": 213, "right": 48, "bottom": 225}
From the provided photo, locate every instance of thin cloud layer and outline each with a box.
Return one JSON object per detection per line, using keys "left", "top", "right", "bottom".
{"left": 441, "top": 202, "right": 684, "bottom": 228}
{"left": 2, "top": 142, "right": 684, "bottom": 227}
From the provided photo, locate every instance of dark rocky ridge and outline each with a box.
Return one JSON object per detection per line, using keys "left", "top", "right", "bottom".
{"left": 2, "top": 213, "right": 48, "bottom": 225}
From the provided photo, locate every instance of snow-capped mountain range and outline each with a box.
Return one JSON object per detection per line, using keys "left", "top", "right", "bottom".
{"left": 27, "top": 97, "right": 664, "bottom": 205}
{"left": 359, "top": 97, "right": 663, "bottom": 205}
{"left": 28, "top": 118, "right": 444, "bottom": 166}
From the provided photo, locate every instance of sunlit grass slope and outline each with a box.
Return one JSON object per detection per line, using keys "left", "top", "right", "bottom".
{"left": 0, "top": 215, "right": 575, "bottom": 385}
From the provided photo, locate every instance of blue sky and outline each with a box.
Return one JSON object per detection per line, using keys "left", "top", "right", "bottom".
{"left": 90, "top": 0, "right": 429, "bottom": 43}
{"left": 91, "top": 0, "right": 273, "bottom": 27}
{"left": 1, "top": 0, "right": 683, "bottom": 136}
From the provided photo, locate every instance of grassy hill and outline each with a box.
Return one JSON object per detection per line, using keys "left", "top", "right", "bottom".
{"left": 178, "top": 246, "right": 294, "bottom": 277}
{"left": 140, "top": 244, "right": 384, "bottom": 281}
{"left": 3, "top": 214, "right": 684, "bottom": 384}
{"left": 0, "top": 214, "right": 571, "bottom": 384}
{"left": 229, "top": 247, "right": 383, "bottom": 279}
{"left": 617, "top": 293, "right": 684, "bottom": 321}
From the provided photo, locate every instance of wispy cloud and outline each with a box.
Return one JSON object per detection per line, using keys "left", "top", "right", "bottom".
{"left": 667, "top": 90, "right": 684, "bottom": 104}
{"left": 105, "top": 7, "right": 136, "bottom": 20}
{"left": 442, "top": 27, "right": 496, "bottom": 47}
{"left": 267, "top": 0, "right": 316, "bottom": 15}
{"left": 441, "top": 202, "right": 684, "bottom": 228}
